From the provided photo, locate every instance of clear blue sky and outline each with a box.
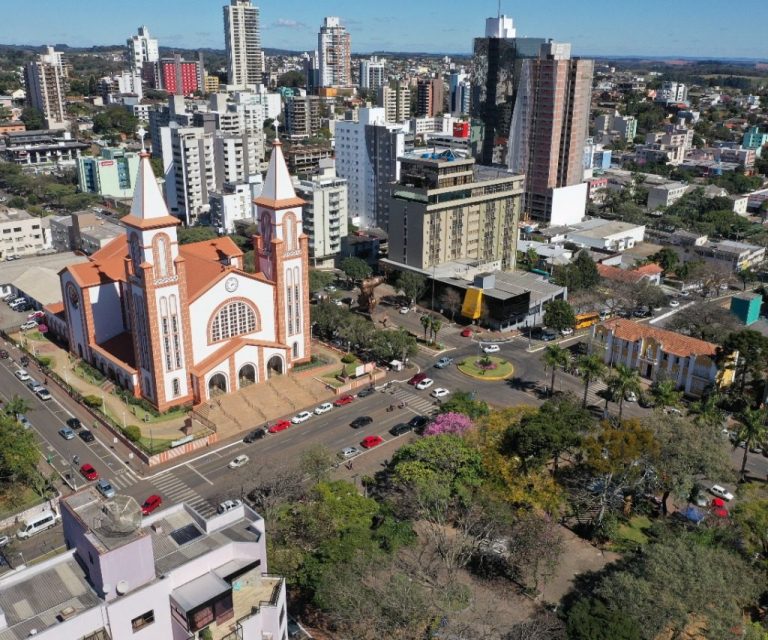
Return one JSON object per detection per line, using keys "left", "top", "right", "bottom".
{"left": 0, "top": 0, "right": 766, "bottom": 59}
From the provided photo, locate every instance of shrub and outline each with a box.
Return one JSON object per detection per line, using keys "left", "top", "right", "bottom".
{"left": 424, "top": 412, "right": 474, "bottom": 437}
{"left": 38, "top": 356, "right": 53, "bottom": 368}
{"left": 83, "top": 395, "right": 103, "bottom": 408}
{"left": 341, "top": 353, "right": 356, "bottom": 364}
{"left": 77, "top": 361, "right": 106, "bottom": 382}
{"left": 123, "top": 425, "right": 142, "bottom": 442}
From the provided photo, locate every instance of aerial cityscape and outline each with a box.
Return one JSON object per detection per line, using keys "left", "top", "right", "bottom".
{"left": 0, "top": 1, "right": 767, "bottom": 639}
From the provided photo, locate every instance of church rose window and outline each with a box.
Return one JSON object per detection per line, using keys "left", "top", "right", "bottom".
{"left": 210, "top": 301, "right": 258, "bottom": 343}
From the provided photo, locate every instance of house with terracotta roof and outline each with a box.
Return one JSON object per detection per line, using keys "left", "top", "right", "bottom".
{"left": 592, "top": 319, "right": 735, "bottom": 397}
{"left": 58, "top": 141, "right": 310, "bottom": 412}
{"left": 597, "top": 262, "right": 663, "bottom": 286}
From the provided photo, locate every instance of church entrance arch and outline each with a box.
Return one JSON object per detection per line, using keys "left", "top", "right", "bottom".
{"left": 239, "top": 364, "right": 257, "bottom": 389}
{"left": 267, "top": 355, "right": 284, "bottom": 378}
{"left": 208, "top": 373, "right": 228, "bottom": 398}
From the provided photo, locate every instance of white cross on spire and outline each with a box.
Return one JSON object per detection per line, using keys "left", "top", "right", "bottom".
{"left": 137, "top": 127, "right": 147, "bottom": 153}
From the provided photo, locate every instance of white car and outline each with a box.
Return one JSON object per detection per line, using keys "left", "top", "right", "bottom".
{"left": 399, "top": 307, "right": 410, "bottom": 315}
{"left": 709, "top": 485, "right": 734, "bottom": 501}
{"left": 314, "top": 402, "right": 333, "bottom": 415}
{"left": 561, "top": 327, "right": 574, "bottom": 337}
{"left": 482, "top": 344, "right": 501, "bottom": 354}
{"left": 35, "top": 388, "right": 51, "bottom": 401}
{"left": 669, "top": 299, "right": 680, "bottom": 308}
{"left": 324, "top": 285, "right": 337, "bottom": 293}
{"left": 624, "top": 390, "right": 638, "bottom": 403}
{"left": 14, "top": 369, "right": 30, "bottom": 382}
{"left": 292, "top": 411, "right": 313, "bottom": 424}
{"left": 217, "top": 499, "right": 243, "bottom": 514}
{"left": 20, "top": 320, "right": 38, "bottom": 331}
{"left": 416, "top": 378, "right": 434, "bottom": 390}
{"left": 340, "top": 446, "right": 361, "bottom": 459}
{"left": 228, "top": 455, "right": 250, "bottom": 470}
{"left": 431, "top": 388, "right": 450, "bottom": 399}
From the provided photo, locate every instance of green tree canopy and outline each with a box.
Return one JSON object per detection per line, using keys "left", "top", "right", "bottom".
{"left": 543, "top": 299, "right": 576, "bottom": 332}
{"left": 0, "top": 413, "right": 40, "bottom": 488}
{"left": 438, "top": 391, "right": 490, "bottom": 420}
{"left": 309, "top": 269, "right": 335, "bottom": 293}
{"left": 177, "top": 226, "right": 219, "bottom": 245}
{"left": 20, "top": 107, "right": 44, "bottom": 130}
{"left": 395, "top": 271, "right": 426, "bottom": 306}
{"left": 340, "top": 257, "right": 372, "bottom": 284}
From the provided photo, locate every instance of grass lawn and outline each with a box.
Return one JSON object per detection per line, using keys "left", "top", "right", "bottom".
{"left": 457, "top": 356, "right": 514, "bottom": 380}
{"left": 138, "top": 437, "right": 174, "bottom": 455}
{"left": 615, "top": 515, "right": 653, "bottom": 547}
{"left": 321, "top": 355, "right": 363, "bottom": 388}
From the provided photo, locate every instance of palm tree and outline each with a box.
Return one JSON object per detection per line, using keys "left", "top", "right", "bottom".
{"left": 430, "top": 317, "right": 443, "bottom": 344}
{"left": 3, "top": 395, "right": 31, "bottom": 416}
{"left": 689, "top": 392, "right": 725, "bottom": 428}
{"left": 420, "top": 314, "right": 431, "bottom": 341}
{"left": 542, "top": 345, "right": 571, "bottom": 397}
{"left": 734, "top": 408, "right": 768, "bottom": 481}
{"left": 577, "top": 354, "right": 607, "bottom": 408}
{"left": 612, "top": 364, "right": 641, "bottom": 421}
{"left": 649, "top": 378, "right": 683, "bottom": 409}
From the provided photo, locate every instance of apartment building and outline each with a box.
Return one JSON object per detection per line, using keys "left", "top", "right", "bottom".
{"left": 646, "top": 181, "right": 689, "bottom": 210}
{"left": 377, "top": 83, "right": 411, "bottom": 123}
{"left": 126, "top": 25, "right": 159, "bottom": 71}
{"left": 285, "top": 144, "right": 334, "bottom": 176}
{"left": 0, "top": 489, "right": 287, "bottom": 640}
{"left": 335, "top": 107, "right": 407, "bottom": 229}
{"left": 594, "top": 110, "right": 637, "bottom": 142}
{"left": 0, "top": 207, "right": 51, "bottom": 259}
{"left": 224, "top": 0, "right": 263, "bottom": 88}
{"left": 449, "top": 69, "right": 471, "bottom": 117}
{"left": 48, "top": 210, "right": 124, "bottom": 255}
{"left": 359, "top": 56, "right": 386, "bottom": 90}
{"left": 655, "top": 81, "right": 688, "bottom": 104}
{"left": 387, "top": 150, "right": 524, "bottom": 271}
{"left": 318, "top": 17, "right": 351, "bottom": 87}
{"left": 692, "top": 239, "right": 766, "bottom": 273}
{"left": 210, "top": 179, "right": 262, "bottom": 233}
{"left": 2, "top": 129, "right": 88, "bottom": 167}
{"left": 284, "top": 95, "right": 322, "bottom": 140}
{"left": 416, "top": 77, "right": 445, "bottom": 117}
{"left": 296, "top": 158, "right": 348, "bottom": 265}
{"left": 24, "top": 46, "right": 68, "bottom": 130}
{"left": 507, "top": 41, "right": 594, "bottom": 224}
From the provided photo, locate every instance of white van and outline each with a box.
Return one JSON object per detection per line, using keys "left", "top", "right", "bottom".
{"left": 17, "top": 510, "right": 60, "bottom": 539}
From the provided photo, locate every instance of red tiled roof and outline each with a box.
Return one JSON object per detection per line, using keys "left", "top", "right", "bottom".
{"left": 44, "top": 302, "right": 65, "bottom": 316}
{"left": 67, "top": 236, "right": 128, "bottom": 288}
{"left": 601, "top": 319, "right": 718, "bottom": 358}
{"left": 597, "top": 263, "right": 645, "bottom": 284}
{"left": 634, "top": 263, "right": 664, "bottom": 276}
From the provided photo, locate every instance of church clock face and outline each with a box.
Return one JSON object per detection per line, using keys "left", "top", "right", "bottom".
{"left": 225, "top": 277, "right": 239, "bottom": 293}
{"left": 67, "top": 284, "right": 79, "bottom": 309}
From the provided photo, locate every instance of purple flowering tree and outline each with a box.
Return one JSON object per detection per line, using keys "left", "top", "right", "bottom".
{"left": 424, "top": 412, "right": 474, "bottom": 437}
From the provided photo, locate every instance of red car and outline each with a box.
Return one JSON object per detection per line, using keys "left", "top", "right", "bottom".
{"left": 141, "top": 495, "right": 162, "bottom": 516}
{"left": 80, "top": 463, "right": 99, "bottom": 480}
{"left": 461, "top": 328, "right": 473, "bottom": 338}
{"left": 408, "top": 373, "right": 428, "bottom": 386}
{"left": 268, "top": 419, "right": 292, "bottom": 434}
{"left": 333, "top": 395, "right": 354, "bottom": 407}
{"left": 361, "top": 435, "right": 384, "bottom": 449}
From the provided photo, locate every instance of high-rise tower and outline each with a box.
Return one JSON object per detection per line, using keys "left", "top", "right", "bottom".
{"left": 318, "top": 17, "right": 351, "bottom": 88}
{"left": 224, "top": 0, "right": 263, "bottom": 88}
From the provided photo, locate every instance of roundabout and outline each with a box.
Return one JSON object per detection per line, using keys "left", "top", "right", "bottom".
{"left": 457, "top": 356, "right": 514, "bottom": 381}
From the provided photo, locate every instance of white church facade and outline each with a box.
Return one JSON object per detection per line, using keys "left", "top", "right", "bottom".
{"left": 58, "top": 141, "right": 311, "bottom": 412}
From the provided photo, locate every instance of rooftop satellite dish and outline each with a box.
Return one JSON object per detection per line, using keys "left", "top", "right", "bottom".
{"left": 97, "top": 495, "right": 142, "bottom": 537}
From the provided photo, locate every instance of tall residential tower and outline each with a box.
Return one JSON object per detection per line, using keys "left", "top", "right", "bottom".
{"left": 24, "top": 46, "right": 68, "bottom": 130}
{"left": 318, "top": 17, "right": 351, "bottom": 88}
{"left": 224, "top": 0, "right": 263, "bottom": 88}
{"left": 126, "top": 26, "right": 159, "bottom": 71}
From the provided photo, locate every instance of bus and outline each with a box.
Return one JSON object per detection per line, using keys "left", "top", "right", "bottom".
{"left": 575, "top": 312, "right": 601, "bottom": 331}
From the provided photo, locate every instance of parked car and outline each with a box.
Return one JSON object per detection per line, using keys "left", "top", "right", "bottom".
{"left": 408, "top": 372, "right": 428, "bottom": 386}
{"left": 389, "top": 423, "right": 413, "bottom": 437}
{"left": 624, "top": 390, "right": 638, "bottom": 403}
{"left": 243, "top": 428, "right": 267, "bottom": 443}
{"left": 560, "top": 327, "right": 574, "bottom": 337}
{"left": 709, "top": 484, "right": 734, "bottom": 501}
{"left": 482, "top": 344, "right": 501, "bottom": 354}
{"left": 228, "top": 455, "right": 249, "bottom": 470}
{"left": 26, "top": 378, "right": 41, "bottom": 391}
{"left": 79, "top": 429, "right": 95, "bottom": 443}
{"left": 35, "top": 388, "right": 51, "bottom": 401}
{"left": 291, "top": 411, "right": 313, "bottom": 424}
{"left": 350, "top": 416, "right": 373, "bottom": 429}
{"left": 333, "top": 395, "right": 355, "bottom": 407}
{"left": 80, "top": 464, "right": 99, "bottom": 481}
{"left": 66, "top": 418, "right": 83, "bottom": 430}
{"left": 408, "top": 415, "right": 430, "bottom": 432}
{"left": 20, "top": 320, "right": 39, "bottom": 331}
{"left": 340, "top": 446, "right": 361, "bottom": 459}
{"left": 663, "top": 407, "right": 683, "bottom": 417}
{"left": 141, "top": 495, "right": 162, "bottom": 515}
{"left": 399, "top": 307, "right": 410, "bottom": 314}
{"left": 361, "top": 435, "right": 384, "bottom": 449}
{"left": 541, "top": 329, "right": 558, "bottom": 342}
{"left": 58, "top": 427, "right": 75, "bottom": 440}
{"left": 268, "top": 420, "right": 291, "bottom": 434}
{"left": 17, "top": 414, "right": 31, "bottom": 429}
{"left": 357, "top": 387, "right": 376, "bottom": 398}
{"left": 27, "top": 311, "right": 44, "bottom": 320}
{"left": 324, "top": 285, "right": 337, "bottom": 293}
{"left": 669, "top": 299, "right": 680, "bottom": 308}
{"left": 435, "top": 357, "right": 454, "bottom": 369}
{"left": 14, "top": 369, "right": 30, "bottom": 381}
{"left": 217, "top": 499, "right": 243, "bottom": 514}
{"left": 431, "top": 388, "right": 450, "bottom": 399}
{"left": 314, "top": 402, "right": 333, "bottom": 415}
{"left": 416, "top": 378, "right": 434, "bottom": 390}
{"left": 96, "top": 479, "right": 115, "bottom": 499}
{"left": 461, "top": 328, "right": 473, "bottom": 338}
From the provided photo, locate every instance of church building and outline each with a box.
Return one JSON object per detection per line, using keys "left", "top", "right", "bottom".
{"left": 58, "top": 141, "right": 311, "bottom": 411}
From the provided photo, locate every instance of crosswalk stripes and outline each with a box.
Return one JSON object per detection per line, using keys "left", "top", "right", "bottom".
{"left": 392, "top": 387, "right": 437, "bottom": 416}
{"left": 109, "top": 473, "right": 139, "bottom": 490}
{"left": 151, "top": 473, "right": 217, "bottom": 517}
